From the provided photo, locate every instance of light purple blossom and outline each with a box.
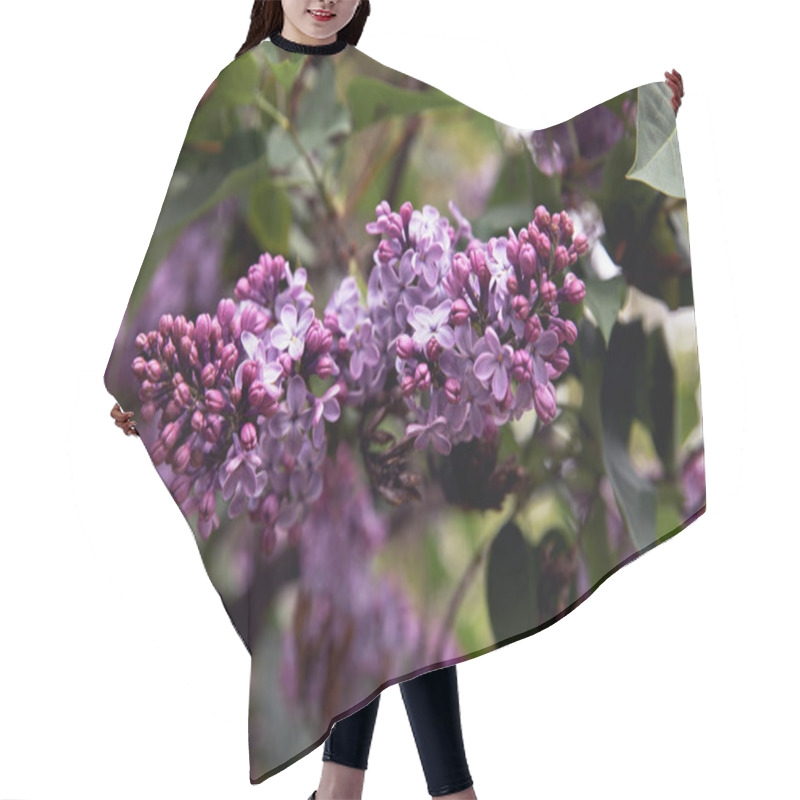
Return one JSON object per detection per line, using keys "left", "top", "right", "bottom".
{"left": 473, "top": 327, "right": 515, "bottom": 402}
{"left": 271, "top": 303, "right": 315, "bottom": 361}
{"left": 408, "top": 300, "right": 455, "bottom": 349}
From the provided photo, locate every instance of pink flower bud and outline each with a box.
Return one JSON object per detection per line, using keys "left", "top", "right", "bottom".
{"left": 173, "top": 442, "right": 191, "bottom": 473}
{"left": 564, "top": 272, "right": 585, "bottom": 303}
{"left": 205, "top": 388, "right": 225, "bottom": 413}
{"left": 426, "top": 338, "right": 442, "bottom": 362}
{"left": 450, "top": 298, "right": 471, "bottom": 325}
{"left": 553, "top": 245, "right": 569, "bottom": 273}
{"left": 572, "top": 233, "right": 589, "bottom": 255}
{"left": 175, "top": 381, "right": 192, "bottom": 407}
{"left": 324, "top": 311, "right": 341, "bottom": 334}
{"left": 540, "top": 278, "right": 557, "bottom": 305}
{"left": 533, "top": 205, "right": 551, "bottom": 231}
{"left": 512, "top": 295, "right": 530, "bottom": 320}
{"left": 179, "top": 335, "right": 192, "bottom": 361}
{"left": 200, "top": 362, "right": 216, "bottom": 389}
{"left": 162, "top": 340, "right": 176, "bottom": 363}
{"left": 396, "top": 334, "right": 415, "bottom": 359}
{"left": 247, "top": 263, "right": 264, "bottom": 292}
{"left": 451, "top": 252, "right": 470, "bottom": 284}
{"left": 400, "top": 201, "right": 414, "bottom": 229}
{"left": 377, "top": 239, "right": 395, "bottom": 265}
{"left": 524, "top": 314, "right": 543, "bottom": 344}
{"left": 132, "top": 356, "right": 147, "bottom": 380}
{"left": 159, "top": 314, "right": 174, "bottom": 337}
{"left": 519, "top": 243, "right": 536, "bottom": 279}
{"left": 319, "top": 327, "right": 333, "bottom": 352}
{"left": 241, "top": 422, "right": 257, "bottom": 451}
{"left": 507, "top": 273, "right": 518, "bottom": 294}
{"left": 160, "top": 421, "right": 179, "bottom": 450}
{"left": 216, "top": 297, "right": 236, "bottom": 326}
{"left": 551, "top": 346, "right": 570, "bottom": 375}
{"left": 512, "top": 349, "right": 533, "bottom": 382}
{"left": 204, "top": 415, "right": 222, "bottom": 446}
{"left": 414, "top": 362, "right": 431, "bottom": 392}
{"left": 234, "top": 276, "right": 251, "bottom": 300}
{"left": 535, "top": 232, "right": 551, "bottom": 261}
{"left": 278, "top": 352, "right": 293, "bottom": 377}
{"left": 151, "top": 439, "right": 167, "bottom": 465}
{"left": 445, "top": 377, "right": 461, "bottom": 404}
{"left": 316, "top": 354, "right": 334, "bottom": 379}
{"left": 533, "top": 382, "right": 557, "bottom": 425}
{"left": 248, "top": 381, "right": 267, "bottom": 409}
{"left": 506, "top": 238, "right": 519, "bottom": 265}
{"left": 401, "top": 374, "right": 416, "bottom": 396}
{"left": 241, "top": 360, "right": 258, "bottom": 388}
{"left": 145, "top": 359, "right": 162, "bottom": 382}
{"left": 194, "top": 313, "right": 212, "bottom": 345}
{"left": 305, "top": 320, "right": 323, "bottom": 353}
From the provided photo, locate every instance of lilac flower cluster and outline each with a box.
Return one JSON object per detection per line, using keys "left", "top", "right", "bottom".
{"left": 327, "top": 201, "right": 588, "bottom": 455}
{"left": 132, "top": 199, "right": 587, "bottom": 549}
{"left": 132, "top": 252, "right": 341, "bottom": 551}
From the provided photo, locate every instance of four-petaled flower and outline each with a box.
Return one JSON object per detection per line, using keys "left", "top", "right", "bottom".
{"left": 473, "top": 327, "right": 515, "bottom": 402}
{"left": 408, "top": 300, "right": 455, "bottom": 350}
{"left": 406, "top": 412, "right": 452, "bottom": 455}
{"left": 271, "top": 303, "right": 315, "bottom": 361}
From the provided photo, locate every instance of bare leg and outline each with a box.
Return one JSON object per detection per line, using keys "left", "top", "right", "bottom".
{"left": 316, "top": 692, "right": 381, "bottom": 800}
{"left": 315, "top": 761, "right": 366, "bottom": 800}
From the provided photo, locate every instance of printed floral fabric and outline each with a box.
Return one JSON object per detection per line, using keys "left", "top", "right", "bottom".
{"left": 103, "top": 38, "right": 706, "bottom": 784}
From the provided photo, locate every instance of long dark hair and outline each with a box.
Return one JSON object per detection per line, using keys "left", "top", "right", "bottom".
{"left": 236, "top": 1, "right": 371, "bottom": 59}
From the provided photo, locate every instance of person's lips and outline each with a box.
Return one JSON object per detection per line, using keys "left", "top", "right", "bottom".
{"left": 308, "top": 9, "right": 335, "bottom": 21}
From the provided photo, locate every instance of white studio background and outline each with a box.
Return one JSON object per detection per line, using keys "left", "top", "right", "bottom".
{"left": 1, "top": 1, "right": 796, "bottom": 798}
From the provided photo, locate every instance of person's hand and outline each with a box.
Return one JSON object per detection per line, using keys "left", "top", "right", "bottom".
{"left": 110, "top": 402, "right": 140, "bottom": 436}
{"left": 665, "top": 68, "right": 684, "bottom": 116}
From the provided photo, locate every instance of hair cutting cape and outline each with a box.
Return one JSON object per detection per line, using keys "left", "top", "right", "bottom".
{"left": 103, "top": 34, "right": 706, "bottom": 785}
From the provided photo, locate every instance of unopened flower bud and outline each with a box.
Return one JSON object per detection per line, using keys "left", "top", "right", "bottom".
{"left": 444, "top": 377, "right": 461, "bottom": 404}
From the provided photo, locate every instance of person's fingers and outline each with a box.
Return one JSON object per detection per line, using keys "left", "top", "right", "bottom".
{"left": 664, "top": 68, "right": 684, "bottom": 116}
{"left": 111, "top": 402, "right": 139, "bottom": 435}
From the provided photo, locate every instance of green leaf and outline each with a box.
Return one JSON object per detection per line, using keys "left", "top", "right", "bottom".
{"left": 644, "top": 325, "right": 677, "bottom": 476}
{"left": 186, "top": 57, "right": 262, "bottom": 144}
{"left": 626, "top": 82, "right": 685, "bottom": 199}
{"left": 582, "top": 275, "right": 628, "bottom": 345}
{"left": 264, "top": 52, "right": 305, "bottom": 93}
{"left": 600, "top": 320, "right": 657, "bottom": 550}
{"left": 246, "top": 176, "right": 292, "bottom": 254}
{"left": 344, "top": 76, "right": 463, "bottom": 132}
{"left": 485, "top": 520, "right": 539, "bottom": 643}
{"left": 579, "top": 494, "right": 615, "bottom": 587}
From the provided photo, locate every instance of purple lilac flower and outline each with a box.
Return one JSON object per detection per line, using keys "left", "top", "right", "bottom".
{"left": 133, "top": 197, "right": 587, "bottom": 551}
{"left": 131, "top": 251, "right": 339, "bottom": 552}
{"left": 323, "top": 199, "right": 586, "bottom": 456}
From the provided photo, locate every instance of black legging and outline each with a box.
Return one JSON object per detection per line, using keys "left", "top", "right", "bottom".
{"left": 323, "top": 664, "right": 474, "bottom": 797}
